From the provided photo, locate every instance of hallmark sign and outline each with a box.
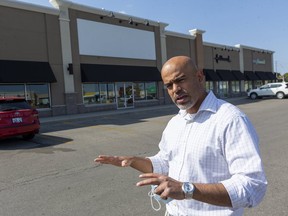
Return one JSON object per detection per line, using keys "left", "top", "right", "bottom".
{"left": 214, "top": 54, "right": 231, "bottom": 63}
{"left": 253, "top": 59, "right": 266, "bottom": 64}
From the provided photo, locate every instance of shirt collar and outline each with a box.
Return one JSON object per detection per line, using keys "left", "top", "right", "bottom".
{"left": 178, "top": 91, "right": 218, "bottom": 120}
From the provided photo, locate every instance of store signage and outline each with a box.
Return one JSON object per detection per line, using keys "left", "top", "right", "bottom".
{"left": 214, "top": 54, "right": 231, "bottom": 63}
{"left": 253, "top": 59, "right": 266, "bottom": 64}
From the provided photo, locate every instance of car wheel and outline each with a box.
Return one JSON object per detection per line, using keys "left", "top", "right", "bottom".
{"left": 22, "top": 133, "right": 35, "bottom": 140}
{"left": 276, "top": 92, "right": 284, "bottom": 99}
{"left": 250, "top": 93, "right": 258, "bottom": 100}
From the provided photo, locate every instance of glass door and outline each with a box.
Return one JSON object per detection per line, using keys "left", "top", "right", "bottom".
{"left": 116, "top": 82, "right": 134, "bottom": 109}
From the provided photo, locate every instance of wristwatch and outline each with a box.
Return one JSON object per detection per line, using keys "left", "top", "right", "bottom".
{"left": 182, "top": 182, "right": 195, "bottom": 199}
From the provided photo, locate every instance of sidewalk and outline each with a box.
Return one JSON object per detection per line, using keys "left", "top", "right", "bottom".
{"left": 40, "top": 104, "right": 176, "bottom": 123}
{"left": 40, "top": 96, "right": 248, "bottom": 124}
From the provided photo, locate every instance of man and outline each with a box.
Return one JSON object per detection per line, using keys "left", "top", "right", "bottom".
{"left": 95, "top": 56, "right": 267, "bottom": 215}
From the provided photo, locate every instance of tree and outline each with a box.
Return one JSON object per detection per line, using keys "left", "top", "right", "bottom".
{"left": 277, "top": 73, "right": 288, "bottom": 82}
{"left": 284, "top": 73, "right": 288, "bottom": 82}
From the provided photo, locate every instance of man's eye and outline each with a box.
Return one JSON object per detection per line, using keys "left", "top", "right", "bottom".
{"left": 177, "top": 78, "right": 185, "bottom": 83}
{"left": 165, "top": 84, "right": 172, "bottom": 89}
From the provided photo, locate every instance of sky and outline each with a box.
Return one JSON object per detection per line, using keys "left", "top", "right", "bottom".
{"left": 14, "top": 0, "right": 288, "bottom": 74}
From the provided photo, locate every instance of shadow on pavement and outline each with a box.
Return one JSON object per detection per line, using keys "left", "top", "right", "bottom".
{"left": 40, "top": 105, "right": 179, "bottom": 133}
{"left": 0, "top": 134, "right": 73, "bottom": 151}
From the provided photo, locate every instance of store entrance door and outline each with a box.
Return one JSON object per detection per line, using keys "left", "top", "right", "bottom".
{"left": 116, "top": 82, "right": 134, "bottom": 109}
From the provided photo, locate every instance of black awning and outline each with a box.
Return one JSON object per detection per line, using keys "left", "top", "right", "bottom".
{"left": 231, "top": 70, "right": 245, "bottom": 80}
{"left": 0, "top": 60, "right": 56, "bottom": 83}
{"left": 244, "top": 71, "right": 259, "bottom": 80}
{"left": 255, "top": 71, "right": 270, "bottom": 80}
{"left": 265, "top": 72, "right": 277, "bottom": 80}
{"left": 81, "top": 64, "right": 161, "bottom": 82}
{"left": 216, "top": 70, "right": 237, "bottom": 81}
{"left": 203, "top": 69, "right": 221, "bottom": 81}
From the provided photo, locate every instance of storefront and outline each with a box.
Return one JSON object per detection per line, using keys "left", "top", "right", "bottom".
{"left": 80, "top": 64, "right": 161, "bottom": 109}
{"left": 0, "top": 60, "right": 56, "bottom": 108}
{"left": 203, "top": 43, "right": 276, "bottom": 97}
{"left": 237, "top": 44, "right": 276, "bottom": 90}
{"left": 0, "top": 0, "right": 276, "bottom": 117}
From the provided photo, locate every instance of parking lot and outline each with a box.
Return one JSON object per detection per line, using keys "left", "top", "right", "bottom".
{"left": 0, "top": 97, "right": 288, "bottom": 216}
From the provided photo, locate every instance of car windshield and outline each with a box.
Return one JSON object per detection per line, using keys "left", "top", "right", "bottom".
{"left": 0, "top": 100, "right": 31, "bottom": 111}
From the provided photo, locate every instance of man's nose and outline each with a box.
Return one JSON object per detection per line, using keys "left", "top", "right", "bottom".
{"left": 172, "top": 83, "right": 181, "bottom": 93}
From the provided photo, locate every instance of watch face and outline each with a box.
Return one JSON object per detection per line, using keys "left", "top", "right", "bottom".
{"left": 182, "top": 182, "right": 194, "bottom": 199}
{"left": 185, "top": 183, "right": 193, "bottom": 192}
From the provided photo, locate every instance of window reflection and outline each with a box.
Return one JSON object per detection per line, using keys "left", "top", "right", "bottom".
{"left": 134, "top": 83, "right": 145, "bottom": 100}
{"left": 133, "top": 82, "right": 157, "bottom": 100}
{"left": 219, "top": 81, "right": 228, "bottom": 97}
{"left": 83, "top": 83, "right": 115, "bottom": 104}
{"left": 83, "top": 82, "right": 157, "bottom": 104}
{"left": 0, "top": 84, "right": 50, "bottom": 109}
{"left": 145, "top": 82, "right": 156, "bottom": 99}
{"left": 26, "top": 84, "right": 50, "bottom": 108}
{"left": 0, "top": 84, "right": 25, "bottom": 97}
{"left": 205, "top": 81, "right": 214, "bottom": 92}
{"left": 231, "top": 81, "right": 240, "bottom": 93}
{"left": 83, "top": 83, "right": 99, "bottom": 104}
{"left": 107, "top": 83, "right": 115, "bottom": 103}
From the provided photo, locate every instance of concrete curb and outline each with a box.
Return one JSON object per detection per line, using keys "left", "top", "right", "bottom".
{"left": 40, "top": 96, "right": 248, "bottom": 124}
{"left": 40, "top": 104, "right": 176, "bottom": 123}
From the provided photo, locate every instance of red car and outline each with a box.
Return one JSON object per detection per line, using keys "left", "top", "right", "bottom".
{"left": 0, "top": 97, "right": 40, "bottom": 140}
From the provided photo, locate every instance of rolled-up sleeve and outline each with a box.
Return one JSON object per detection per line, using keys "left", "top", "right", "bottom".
{"left": 147, "top": 128, "right": 170, "bottom": 175}
{"left": 220, "top": 115, "right": 268, "bottom": 208}
{"left": 148, "top": 153, "right": 168, "bottom": 175}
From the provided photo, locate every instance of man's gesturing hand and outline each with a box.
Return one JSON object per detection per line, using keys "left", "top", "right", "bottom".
{"left": 136, "top": 173, "right": 185, "bottom": 200}
{"left": 94, "top": 155, "right": 133, "bottom": 167}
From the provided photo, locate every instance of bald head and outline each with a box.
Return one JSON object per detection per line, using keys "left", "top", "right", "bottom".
{"left": 161, "top": 56, "right": 198, "bottom": 76}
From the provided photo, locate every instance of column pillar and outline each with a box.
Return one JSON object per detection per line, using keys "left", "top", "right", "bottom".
{"left": 50, "top": 0, "right": 77, "bottom": 114}
{"left": 159, "top": 23, "right": 168, "bottom": 66}
{"left": 158, "top": 23, "right": 170, "bottom": 104}
{"left": 189, "top": 29, "right": 206, "bottom": 70}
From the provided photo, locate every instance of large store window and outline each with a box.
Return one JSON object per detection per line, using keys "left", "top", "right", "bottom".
{"left": 145, "top": 82, "right": 157, "bottom": 99}
{"left": 205, "top": 81, "right": 214, "bottom": 92}
{"left": 82, "top": 83, "right": 115, "bottom": 104}
{"left": 244, "top": 81, "right": 253, "bottom": 92}
{"left": 133, "top": 82, "right": 157, "bottom": 100}
{"left": 218, "top": 81, "right": 228, "bottom": 97}
{"left": 0, "top": 84, "right": 25, "bottom": 97}
{"left": 0, "top": 84, "right": 51, "bottom": 109}
{"left": 83, "top": 82, "right": 157, "bottom": 105}
{"left": 231, "top": 81, "right": 240, "bottom": 93}
{"left": 26, "top": 84, "right": 50, "bottom": 108}
{"left": 134, "top": 83, "right": 145, "bottom": 100}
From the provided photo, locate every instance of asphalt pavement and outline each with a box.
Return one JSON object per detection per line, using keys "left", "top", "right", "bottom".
{"left": 1, "top": 96, "right": 288, "bottom": 216}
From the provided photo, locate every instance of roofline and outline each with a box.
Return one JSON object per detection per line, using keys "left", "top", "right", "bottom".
{"left": 165, "top": 30, "right": 196, "bottom": 40}
{"left": 203, "top": 41, "right": 240, "bottom": 51}
{"left": 1, "top": 0, "right": 59, "bottom": 15}
{"left": 235, "top": 44, "right": 274, "bottom": 54}
{"left": 49, "top": 0, "right": 168, "bottom": 27}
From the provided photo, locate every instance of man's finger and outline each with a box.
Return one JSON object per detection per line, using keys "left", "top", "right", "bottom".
{"left": 136, "top": 176, "right": 161, "bottom": 186}
{"left": 139, "top": 173, "right": 161, "bottom": 178}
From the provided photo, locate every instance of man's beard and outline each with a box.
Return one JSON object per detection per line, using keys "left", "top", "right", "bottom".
{"left": 174, "top": 100, "right": 194, "bottom": 111}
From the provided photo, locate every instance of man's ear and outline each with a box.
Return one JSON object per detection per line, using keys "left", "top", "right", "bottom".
{"left": 197, "top": 69, "right": 205, "bottom": 83}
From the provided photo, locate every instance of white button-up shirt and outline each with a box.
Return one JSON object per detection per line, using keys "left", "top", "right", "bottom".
{"left": 148, "top": 91, "right": 267, "bottom": 216}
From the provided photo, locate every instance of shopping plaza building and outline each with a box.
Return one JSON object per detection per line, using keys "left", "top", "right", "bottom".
{"left": 0, "top": 0, "right": 277, "bottom": 117}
